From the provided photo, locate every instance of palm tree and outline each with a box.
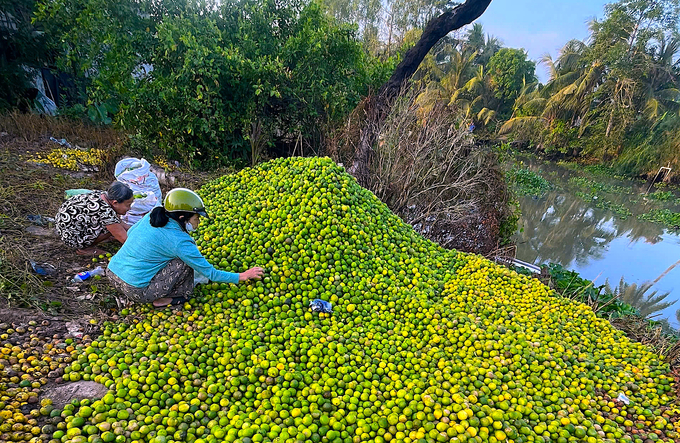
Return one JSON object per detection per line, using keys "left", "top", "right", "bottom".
{"left": 641, "top": 33, "right": 680, "bottom": 121}
{"left": 453, "top": 65, "right": 498, "bottom": 126}
{"left": 414, "top": 47, "right": 476, "bottom": 115}
{"left": 499, "top": 39, "right": 603, "bottom": 137}
{"left": 463, "top": 23, "right": 501, "bottom": 64}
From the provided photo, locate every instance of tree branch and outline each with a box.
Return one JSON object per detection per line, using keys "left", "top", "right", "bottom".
{"left": 379, "top": 0, "right": 494, "bottom": 100}
{"left": 349, "top": 0, "right": 493, "bottom": 183}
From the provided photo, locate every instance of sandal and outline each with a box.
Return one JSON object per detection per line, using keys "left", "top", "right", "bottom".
{"left": 153, "top": 296, "right": 188, "bottom": 309}
{"left": 170, "top": 296, "right": 188, "bottom": 306}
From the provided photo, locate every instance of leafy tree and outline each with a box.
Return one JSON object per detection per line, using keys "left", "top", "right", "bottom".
{"left": 486, "top": 48, "right": 536, "bottom": 110}
{"left": 497, "top": 0, "right": 680, "bottom": 176}
{"left": 36, "top": 0, "right": 386, "bottom": 167}
{"left": 35, "top": 0, "right": 153, "bottom": 108}
{"left": 413, "top": 23, "right": 502, "bottom": 127}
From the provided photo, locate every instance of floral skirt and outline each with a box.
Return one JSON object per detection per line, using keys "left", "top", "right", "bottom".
{"left": 106, "top": 258, "right": 194, "bottom": 304}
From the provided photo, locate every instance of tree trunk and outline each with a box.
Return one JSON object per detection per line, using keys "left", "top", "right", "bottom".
{"left": 606, "top": 105, "right": 615, "bottom": 138}
{"left": 349, "top": 0, "right": 493, "bottom": 184}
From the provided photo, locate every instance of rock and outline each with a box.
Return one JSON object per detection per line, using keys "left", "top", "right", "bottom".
{"left": 47, "top": 368, "right": 63, "bottom": 378}
{"left": 42, "top": 381, "right": 108, "bottom": 408}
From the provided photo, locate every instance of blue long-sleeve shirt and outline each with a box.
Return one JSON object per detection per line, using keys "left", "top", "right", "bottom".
{"left": 107, "top": 213, "right": 239, "bottom": 288}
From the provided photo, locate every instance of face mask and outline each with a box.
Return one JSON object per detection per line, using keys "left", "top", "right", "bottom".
{"left": 185, "top": 222, "right": 195, "bottom": 232}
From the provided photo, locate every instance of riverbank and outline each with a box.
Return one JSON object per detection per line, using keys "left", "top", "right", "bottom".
{"left": 505, "top": 149, "right": 680, "bottom": 330}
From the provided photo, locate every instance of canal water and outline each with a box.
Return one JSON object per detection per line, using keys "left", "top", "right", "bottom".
{"left": 512, "top": 157, "right": 680, "bottom": 330}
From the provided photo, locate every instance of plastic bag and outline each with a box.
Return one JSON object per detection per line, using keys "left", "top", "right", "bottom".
{"left": 310, "top": 299, "right": 333, "bottom": 313}
{"left": 115, "top": 158, "right": 163, "bottom": 225}
{"left": 194, "top": 271, "right": 210, "bottom": 287}
{"left": 64, "top": 189, "right": 92, "bottom": 199}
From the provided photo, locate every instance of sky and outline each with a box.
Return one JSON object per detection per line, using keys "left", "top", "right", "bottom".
{"left": 473, "top": 0, "right": 610, "bottom": 82}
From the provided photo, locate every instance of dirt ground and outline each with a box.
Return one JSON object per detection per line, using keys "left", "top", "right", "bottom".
{"left": 0, "top": 117, "right": 224, "bottom": 321}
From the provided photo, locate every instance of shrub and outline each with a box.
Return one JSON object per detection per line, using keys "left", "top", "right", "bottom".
{"left": 0, "top": 0, "right": 50, "bottom": 111}
{"left": 349, "top": 91, "right": 514, "bottom": 253}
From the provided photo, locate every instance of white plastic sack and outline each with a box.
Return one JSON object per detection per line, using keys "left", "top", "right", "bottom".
{"left": 115, "top": 158, "right": 163, "bottom": 225}
{"left": 194, "top": 271, "right": 210, "bottom": 287}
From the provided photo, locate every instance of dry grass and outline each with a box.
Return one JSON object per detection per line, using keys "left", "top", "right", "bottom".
{"left": 0, "top": 111, "right": 123, "bottom": 147}
{"left": 611, "top": 316, "right": 680, "bottom": 369}
{"left": 332, "top": 90, "right": 512, "bottom": 253}
{"left": 0, "top": 114, "right": 127, "bottom": 318}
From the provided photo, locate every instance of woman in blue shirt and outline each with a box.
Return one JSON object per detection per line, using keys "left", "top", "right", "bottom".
{"left": 106, "top": 188, "right": 263, "bottom": 308}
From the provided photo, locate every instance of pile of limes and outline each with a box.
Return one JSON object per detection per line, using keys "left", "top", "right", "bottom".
{"left": 28, "top": 148, "right": 104, "bottom": 171}
{"left": 8, "top": 157, "right": 680, "bottom": 443}
{"left": 0, "top": 321, "right": 91, "bottom": 443}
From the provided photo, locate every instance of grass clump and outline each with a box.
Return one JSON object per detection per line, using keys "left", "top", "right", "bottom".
{"left": 507, "top": 166, "right": 553, "bottom": 197}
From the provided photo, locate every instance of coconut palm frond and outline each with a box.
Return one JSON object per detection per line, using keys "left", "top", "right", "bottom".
{"left": 541, "top": 71, "right": 581, "bottom": 97}
{"left": 560, "top": 39, "right": 588, "bottom": 56}
{"left": 453, "top": 98, "right": 472, "bottom": 116}
{"left": 499, "top": 116, "right": 546, "bottom": 135}
{"left": 540, "top": 53, "right": 558, "bottom": 81}
{"left": 656, "top": 88, "right": 680, "bottom": 103}
{"left": 521, "top": 98, "right": 548, "bottom": 115}
{"left": 563, "top": 83, "right": 578, "bottom": 96}
{"left": 470, "top": 95, "right": 484, "bottom": 109}
{"left": 576, "top": 63, "right": 604, "bottom": 96}
{"left": 478, "top": 108, "right": 496, "bottom": 125}
{"left": 542, "top": 84, "right": 579, "bottom": 118}
{"left": 644, "top": 98, "right": 661, "bottom": 120}
{"left": 656, "top": 33, "right": 680, "bottom": 67}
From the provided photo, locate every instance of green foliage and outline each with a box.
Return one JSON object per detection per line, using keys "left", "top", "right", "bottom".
{"left": 486, "top": 48, "right": 536, "bottom": 109}
{"left": 498, "top": 199, "right": 521, "bottom": 246}
{"left": 35, "top": 0, "right": 153, "bottom": 104}
{"left": 507, "top": 166, "right": 553, "bottom": 197}
{"left": 638, "top": 208, "right": 680, "bottom": 229}
{"left": 35, "top": 0, "right": 389, "bottom": 168}
{"left": 581, "top": 163, "right": 638, "bottom": 181}
{"left": 568, "top": 176, "right": 633, "bottom": 196}
{"left": 546, "top": 264, "right": 639, "bottom": 318}
{"left": 498, "top": 0, "right": 680, "bottom": 178}
{"left": 574, "top": 191, "right": 633, "bottom": 219}
{"left": 542, "top": 120, "right": 579, "bottom": 155}
{"left": 647, "top": 190, "right": 676, "bottom": 201}
{"left": 567, "top": 176, "right": 635, "bottom": 219}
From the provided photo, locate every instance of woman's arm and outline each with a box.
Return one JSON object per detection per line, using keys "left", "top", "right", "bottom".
{"left": 106, "top": 223, "right": 128, "bottom": 244}
{"left": 176, "top": 237, "right": 240, "bottom": 283}
{"left": 176, "top": 237, "right": 264, "bottom": 284}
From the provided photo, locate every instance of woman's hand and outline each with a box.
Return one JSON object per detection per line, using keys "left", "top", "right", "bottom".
{"left": 239, "top": 267, "right": 264, "bottom": 282}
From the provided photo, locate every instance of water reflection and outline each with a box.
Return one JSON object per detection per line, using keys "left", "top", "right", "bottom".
{"left": 512, "top": 157, "right": 680, "bottom": 328}
{"left": 516, "top": 192, "right": 666, "bottom": 266}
